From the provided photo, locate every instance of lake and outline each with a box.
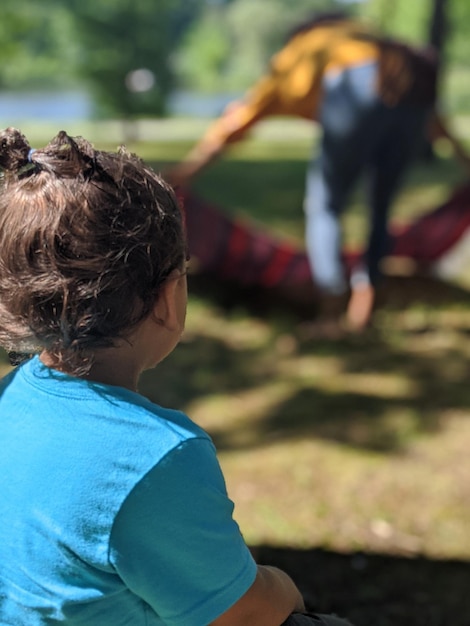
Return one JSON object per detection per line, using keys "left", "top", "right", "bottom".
{"left": 0, "top": 90, "right": 240, "bottom": 123}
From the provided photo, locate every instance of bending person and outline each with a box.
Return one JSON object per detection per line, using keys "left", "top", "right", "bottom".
{"left": 168, "top": 13, "right": 446, "bottom": 332}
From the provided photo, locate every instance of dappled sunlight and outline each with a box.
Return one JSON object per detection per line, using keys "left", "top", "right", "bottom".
{"left": 221, "top": 414, "right": 470, "bottom": 559}
{"left": 3, "top": 0, "right": 470, "bottom": 617}
{"left": 278, "top": 353, "right": 419, "bottom": 398}
{"left": 140, "top": 298, "right": 470, "bottom": 456}
{"left": 1, "top": 131, "right": 469, "bottom": 595}
{"left": 187, "top": 381, "right": 293, "bottom": 448}
{"left": 136, "top": 297, "right": 470, "bottom": 560}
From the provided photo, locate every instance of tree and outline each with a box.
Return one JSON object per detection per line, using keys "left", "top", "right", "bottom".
{"left": 0, "top": 0, "right": 79, "bottom": 90}
{"left": 1, "top": 0, "right": 469, "bottom": 121}
{"left": 68, "top": 0, "right": 177, "bottom": 119}
{"left": 428, "top": 0, "right": 449, "bottom": 52}
{"left": 0, "top": 0, "right": 208, "bottom": 118}
{"left": 172, "top": 4, "right": 231, "bottom": 92}
{"left": 174, "top": 0, "right": 351, "bottom": 93}
{"left": 360, "top": 0, "right": 430, "bottom": 43}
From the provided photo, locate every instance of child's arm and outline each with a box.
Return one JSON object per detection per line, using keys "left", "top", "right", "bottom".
{"left": 110, "top": 437, "right": 306, "bottom": 626}
{"left": 211, "top": 564, "right": 305, "bottom": 626}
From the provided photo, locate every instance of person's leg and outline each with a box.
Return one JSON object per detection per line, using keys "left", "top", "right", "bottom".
{"left": 282, "top": 611, "right": 354, "bottom": 626}
{"left": 365, "top": 105, "right": 428, "bottom": 287}
{"left": 304, "top": 62, "right": 382, "bottom": 329}
{"left": 303, "top": 143, "right": 357, "bottom": 338}
{"left": 305, "top": 63, "right": 380, "bottom": 295}
{"left": 346, "top": 104, "right": 428, "bottom": 331}
{"left": 304, "top": 157, "right": 348, "bottom": 298}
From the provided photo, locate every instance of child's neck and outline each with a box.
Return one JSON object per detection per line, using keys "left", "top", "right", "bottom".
{"left": 40, "top": 348, "right": 142, "bottom": 393}
{"left": 40, "top": 310, "right": 175, "bottom": 392}
{"left": 86, "top": 354, "right": 141, "bottom": 392}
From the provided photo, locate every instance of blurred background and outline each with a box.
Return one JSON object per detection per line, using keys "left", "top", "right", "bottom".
{"left": 1, "top": 0, "right": 469, "bottom": 135}
{"left": 2, "top": 2, "right": 470, "bottom": 624}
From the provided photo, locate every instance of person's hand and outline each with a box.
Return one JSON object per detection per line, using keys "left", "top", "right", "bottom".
{"left": 428, "top": 112, "right": 470, "bottom": 178}
{"left": 164, "top": 162, "right": 198, "bottom": 190}
{"left": 427, "top": 112, "right": 448, "bottom": 142}
{"left": 164, "top": 133, "right": 228, "bottom": 190}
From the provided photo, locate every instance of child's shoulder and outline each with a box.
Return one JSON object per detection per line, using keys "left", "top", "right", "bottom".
{"left": 133, "top": 395, "right": 209, "bottom": 445}
{"left": 4, "top": 354, "right": 210, "bottom": 455}
{"left": 88, "top": 383, "right": 213, "bottom": 462}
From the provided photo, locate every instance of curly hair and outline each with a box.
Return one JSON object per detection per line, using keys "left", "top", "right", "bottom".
{"left": 0, "top": 128, "right": 186, "bottom": 375}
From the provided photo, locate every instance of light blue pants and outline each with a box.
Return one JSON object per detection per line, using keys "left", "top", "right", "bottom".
{"left": 305, "top": 62, "right": 428, "bottom": 294}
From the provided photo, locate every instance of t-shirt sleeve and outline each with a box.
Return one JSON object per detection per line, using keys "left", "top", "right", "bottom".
{"left": 203, "top": 35, "right": 324, "bottom": 147}
{"left": 108, "top": 437, "right": 257, "bottom": 626}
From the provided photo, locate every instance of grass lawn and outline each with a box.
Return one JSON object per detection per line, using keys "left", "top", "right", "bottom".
{"left": 3, "top": 119, "right": 470, "bottom": 623}
{"left": 144, "top": 119, "right": 470, "bottom": 560}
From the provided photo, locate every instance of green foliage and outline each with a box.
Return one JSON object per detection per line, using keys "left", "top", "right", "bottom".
{"left": 1, "top": 0, "right": 470, "bottom": 118}
{"left": 359, "top": 0, "right": 470, "bottom": 113}
{"left": 173, "top": 7, "right": 231, "bottom": 91}
{"left": 69, "top": 0, "right": 175, "bottom": 118}
{"left": 174, "top": 0, "right": 356, "bottom": 93}
{"left": 222, "top": 0, "right": 295, "bottom": 88}
{"left": 361, "top": 0, "right": 431, "bottom": 43}
{"left": 0, "top": 0, "right": 192, "bottom": 117}
{"left": 0, "top": 1, "right": 79, "bottom": 90}
{"left": 446, "top": 0, "right": 470, "bottom": 64}
{"left": 361, "top": 0, "right": 470, "bottom": 63}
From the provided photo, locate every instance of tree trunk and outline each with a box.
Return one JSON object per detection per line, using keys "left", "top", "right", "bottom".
{"left": 428, "top": 0, "right": 448, "bottom": 55}
{"left": 421, "top": 0, "right": 449, "bottom": 161}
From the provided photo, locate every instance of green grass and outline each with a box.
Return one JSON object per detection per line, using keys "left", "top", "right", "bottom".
{"left": 155, "top": 123, "right": 470, "bottom": 558}
{"left": 135, "top": 299, "right": 470, "bottom": 559}
{"left": 5, "top": 118, "right": 470, "bottom": 559}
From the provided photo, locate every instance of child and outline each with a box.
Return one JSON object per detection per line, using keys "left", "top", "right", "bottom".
{"left": 0, "top": 128, "right": 352, "bottom": 626}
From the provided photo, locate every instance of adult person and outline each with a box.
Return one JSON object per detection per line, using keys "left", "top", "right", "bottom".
{"left": 168, "top": 13, "right": 448, "bottom": 332}
{"left": 0, "top": 127, "right": 353, "bottom": 625}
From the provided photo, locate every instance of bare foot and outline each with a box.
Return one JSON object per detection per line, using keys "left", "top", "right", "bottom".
{"left": 346, "top": 284, "right": 375, "bottom": 332}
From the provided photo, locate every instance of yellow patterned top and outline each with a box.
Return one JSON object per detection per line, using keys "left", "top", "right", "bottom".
{"left": 203, "top": 20, "right": 432, "bottom": 146}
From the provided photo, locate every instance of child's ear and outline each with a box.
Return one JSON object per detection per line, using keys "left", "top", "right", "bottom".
{"left": 151, "top": 272, "right": 180, "bottom": 331}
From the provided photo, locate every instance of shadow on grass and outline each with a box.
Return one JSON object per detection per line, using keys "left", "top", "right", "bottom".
{"left": 253, "top": 544, "right": 470, "bottom": 626}
{"left": 163, "top": 151, "right": 465, "bottom": 239}
{"left": 139, "top": 299, "right": 470, "bottom": 454}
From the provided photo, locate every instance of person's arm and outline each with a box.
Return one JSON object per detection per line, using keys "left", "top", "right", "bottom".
{"left": 210, "top": 565, "right": 305, "bottom": 626}
{"left": 427, "top": 109, "right": 470, "bottom": 176}
{"left": 165, "top": 111, "right": 234, "bottom": 188}
{"left": 166, "top": 73, "right": 283, "bottom": 189}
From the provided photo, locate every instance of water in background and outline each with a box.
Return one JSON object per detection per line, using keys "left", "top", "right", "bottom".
{"left": 168, "top": 90, "right": 239, "bottom": 117}
{"left": 0, "top": 90, "right": 239, "bottom": 123}
{"left": 0, "top": 91, "right": 93, "bottom": 122}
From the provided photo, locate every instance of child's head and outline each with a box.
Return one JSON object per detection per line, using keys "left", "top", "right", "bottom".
{"left": 0, "top": 128, "right": 186, "bottom": 374}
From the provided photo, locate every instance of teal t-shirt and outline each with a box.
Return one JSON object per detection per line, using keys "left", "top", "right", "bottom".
{"left": 0, "top": 356, "right": 256, "bottom": 625}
